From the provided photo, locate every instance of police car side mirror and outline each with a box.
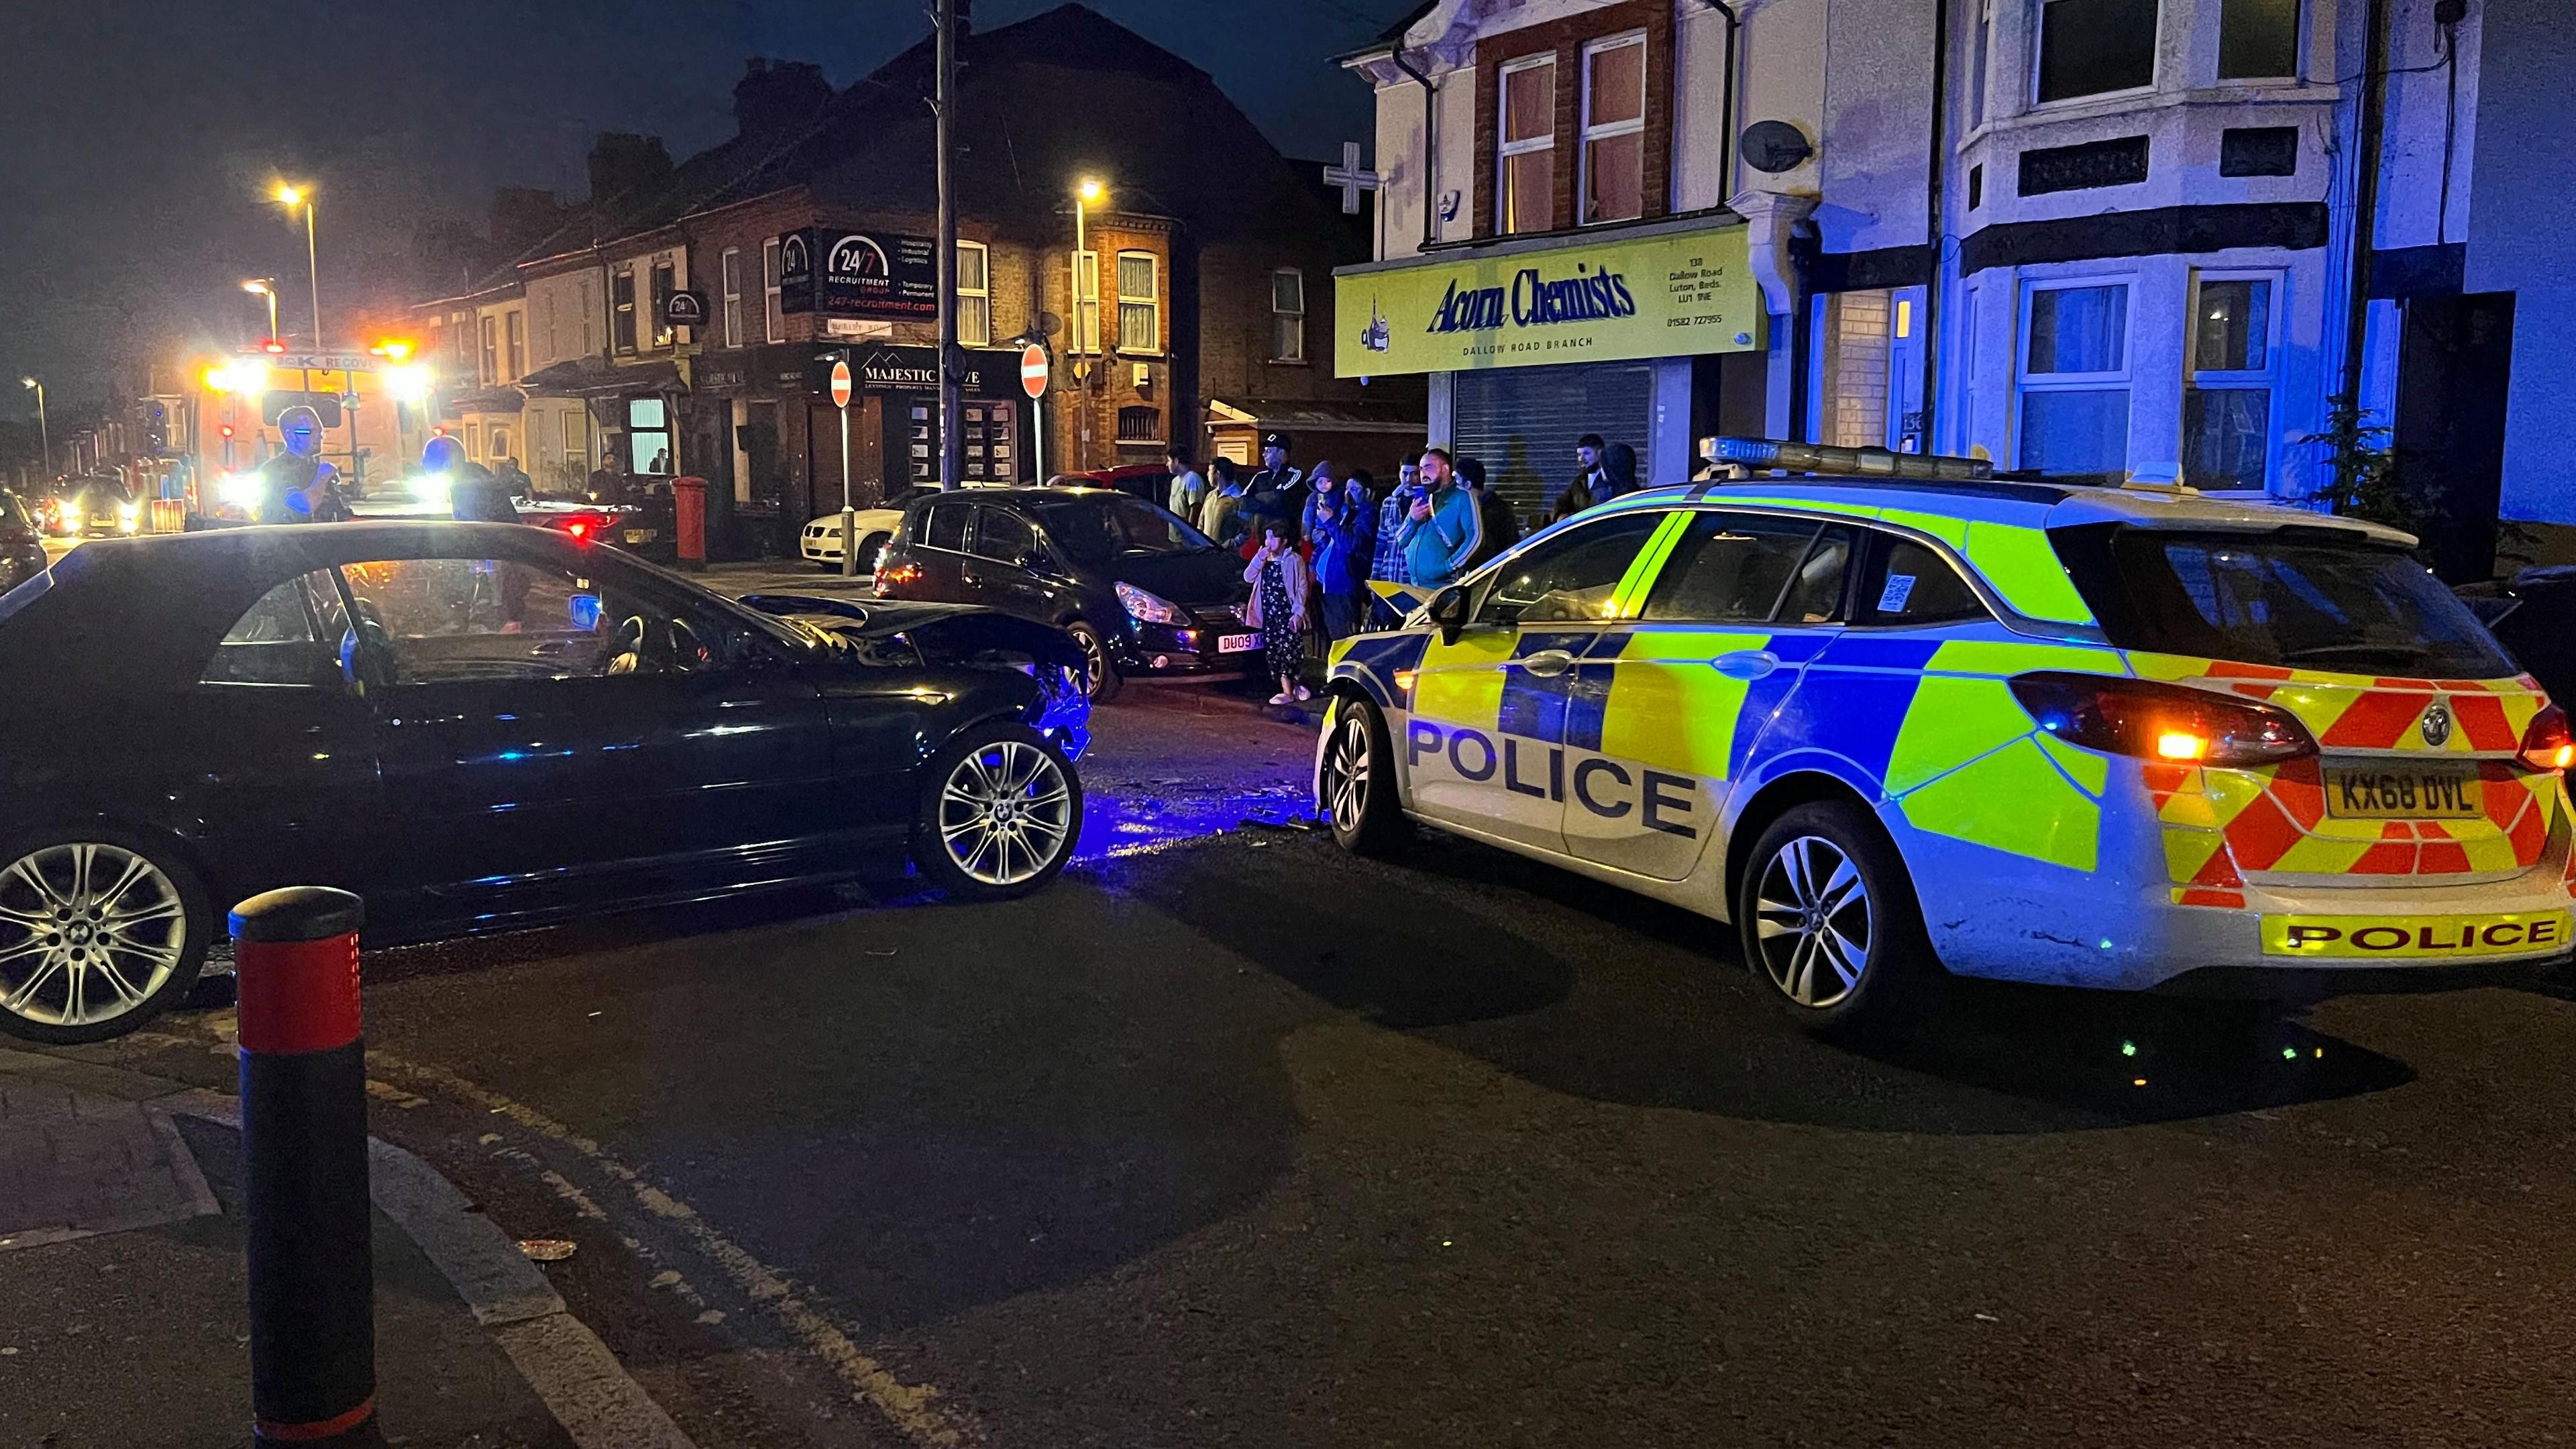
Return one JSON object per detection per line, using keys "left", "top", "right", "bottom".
{"left": 1429, "top": 585, "right": 1470, "bottom": 645}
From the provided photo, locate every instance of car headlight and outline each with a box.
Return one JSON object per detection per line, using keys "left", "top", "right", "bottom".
{"left": 60, "top": 502, "right": 83, "bottom": 527}
{"left": 1116, "top": 582, "right": 1181, "bottom": 625}
{"left": 218, "top": 472, "right": 260, "bottom": 510}
{"left": 117, "top": 502, "right": 141, "bottom": 532}
{"left": 413, "top": 472, "right": 452, "bottom": 511}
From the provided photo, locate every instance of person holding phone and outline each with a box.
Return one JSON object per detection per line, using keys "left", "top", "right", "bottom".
{"left": 1242, "top": 520, "right": 1311, "bottom": 705}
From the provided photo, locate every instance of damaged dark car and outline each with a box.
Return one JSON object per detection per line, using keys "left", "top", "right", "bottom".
{"left": 0, "top": 523, "right": 1088, "bottom": 1044}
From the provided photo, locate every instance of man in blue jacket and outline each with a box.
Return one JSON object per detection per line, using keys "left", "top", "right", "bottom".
{"left": 1397, "top": 447, "right": 1482, "bottom": 589}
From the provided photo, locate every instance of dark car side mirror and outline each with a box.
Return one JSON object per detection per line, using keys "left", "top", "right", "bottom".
{"left": 1429, "top": 585, "right": 1470, "bottom": 645}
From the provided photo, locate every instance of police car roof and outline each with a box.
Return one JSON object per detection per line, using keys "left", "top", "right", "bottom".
{"left": 1605, "top": 478, "right": 2417, "bottom": 547}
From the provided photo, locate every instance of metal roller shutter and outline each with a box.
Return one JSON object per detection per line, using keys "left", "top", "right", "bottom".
{"left": 1451, "top": 361, "right": 1656, "bottom": 526}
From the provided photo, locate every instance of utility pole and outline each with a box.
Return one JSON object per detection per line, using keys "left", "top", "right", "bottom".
{"left": 934, "top": 0, "right": 965, "bottom": 491}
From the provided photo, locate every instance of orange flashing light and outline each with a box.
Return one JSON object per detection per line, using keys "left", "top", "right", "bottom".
{"left": 2153, "top": 731, "right": 2209, "bottom": 762}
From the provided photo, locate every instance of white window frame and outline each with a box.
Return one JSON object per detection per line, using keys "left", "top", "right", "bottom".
{"left": 1071, "top": 250, "right": 1102, "bottom": 354}
{"left": 761, "top": 238, "right": 785, "bottom": 344}
{"left": 2013, "top": 274, "right": 2136, "bottom": 473}
{"left": 1270, "top": 268, "right": 1307, "bottom": 363}
{"left": 1578, "top": 32, "right": 1648, "bottom": 227}
{"left": 1497, "top": 52, "right": 1558, "bottom": 235}
{"left": 720, "top": 247, "right": 743, "bottom": 349}
{"left": 479, "top": 315, "right": 498, "bottom": 384}
{"left": 2182, "top": 268, "right": 2286, "bottom": 489}
{"left": 1116, "top": 250, "right": 1159, "bottom": 353}
{"left": 955, "top": 239, "right": 991, "bottom": 347}
{"left": 2031, "top": 0, "right": 2161, "bottom": 108}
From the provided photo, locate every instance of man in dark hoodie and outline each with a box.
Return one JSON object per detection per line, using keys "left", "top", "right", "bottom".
{"left": 1459, "top": 456, "right": 1519, "bottom": 572}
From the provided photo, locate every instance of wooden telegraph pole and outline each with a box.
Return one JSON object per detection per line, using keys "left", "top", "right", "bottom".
{"left": 934, "top": 0, "right": 964, "bottom": 491}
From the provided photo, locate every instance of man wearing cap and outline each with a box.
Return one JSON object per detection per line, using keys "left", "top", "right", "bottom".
{"left": 1241, "top": 431, "right": 1307, "bottom": 549}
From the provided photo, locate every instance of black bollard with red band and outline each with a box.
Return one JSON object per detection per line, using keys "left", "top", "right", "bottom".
{"left": 231, "top": 887, "right": 379, "bottom": 1446}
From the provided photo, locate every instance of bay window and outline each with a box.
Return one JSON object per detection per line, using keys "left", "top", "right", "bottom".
{"left": 2017, "top": 280, "right": 2132, "bottom": 476}
{"left": 2035, "top": 0, "right": 2158, "bottom": 103}
{"left": 2182, "top": 274, "right": 2279, "bottom": 490}
{"left": 1117, "top": 250, "right": 1159, "bottom": 352}
{"left": 2218, "top": 0, "right": 2300, "bottom": 80}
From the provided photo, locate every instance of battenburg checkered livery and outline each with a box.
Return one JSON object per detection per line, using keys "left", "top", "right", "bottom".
{"left": 1316, "top": 467, "right": 2575, "bottom": 1032}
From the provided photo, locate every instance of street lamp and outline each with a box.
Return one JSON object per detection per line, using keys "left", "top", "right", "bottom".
{"left": 272, "top": 182, "right": 321, "bottom": 349}
{"left": 1070, "top": 178, "right": 1110, "bottom": 472}
{"left": 241, "top": 279, "right": 278, "bottom": 343}
{"left": 19, "top": 377, "right": 46, "bottom": 477}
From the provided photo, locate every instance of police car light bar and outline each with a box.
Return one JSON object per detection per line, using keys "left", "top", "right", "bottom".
{"left": 1705, "top": 436, "right": 1992, "bottom": 482}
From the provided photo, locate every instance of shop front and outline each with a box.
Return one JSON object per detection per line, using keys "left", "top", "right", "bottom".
{"left": 799, "top": 345, "right": 1035, "bottom": 508}
{"left": 1334, "top": 217, "right": 1767, "bottom": 520}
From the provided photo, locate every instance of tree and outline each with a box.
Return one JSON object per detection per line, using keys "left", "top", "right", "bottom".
{"left": 2300, "top": 392, "right": 2430, "bottom": 539}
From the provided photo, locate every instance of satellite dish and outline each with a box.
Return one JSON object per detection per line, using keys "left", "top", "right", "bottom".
{"left": 1740, "top": 120, "right": 1814, "bottom": 174}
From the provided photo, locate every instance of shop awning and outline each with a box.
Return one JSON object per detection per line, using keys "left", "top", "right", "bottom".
{"left": 519, "top": 357, "right": 686, "bottom": 398}
{"left": 1205, "top": 398, "right": 1427, "bottom": 437}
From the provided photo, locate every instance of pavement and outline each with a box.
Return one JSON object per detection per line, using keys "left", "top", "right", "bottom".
{"left": 17, "top": 682, "right": 2576, "bottom": 1446}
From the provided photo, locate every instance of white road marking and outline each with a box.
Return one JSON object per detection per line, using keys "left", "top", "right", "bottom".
{"left": 371, "top": 1051, "right": 978, "bottom": 1448}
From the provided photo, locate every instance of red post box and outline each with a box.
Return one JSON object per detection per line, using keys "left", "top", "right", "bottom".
{"left": 673, "top": 474, "right": 708, "bottom": 570}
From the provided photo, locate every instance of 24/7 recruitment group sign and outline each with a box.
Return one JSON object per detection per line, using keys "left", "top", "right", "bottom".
{"left": 1332, "top": 219, "right": 1763, "bottom": 377}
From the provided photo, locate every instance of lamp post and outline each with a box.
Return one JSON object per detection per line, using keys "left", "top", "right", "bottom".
{"left": 243, "top": 279, "right": 279, "bottom": 343}
{"left": 19, "top": 377, "right": 46, "bottom": 478}
{"left": 1071, "top": 178, "right": 1104, "bottom": 471}
{"left": 273, "top": 184, "right": 321, "bottom": 349}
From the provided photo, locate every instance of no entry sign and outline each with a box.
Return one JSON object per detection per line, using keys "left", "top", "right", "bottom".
{"left": 1020, "top": 345, "right": 1049, "bottom": 400}
{"left": 828, "top": 359, "right": 853, "bottom": 409}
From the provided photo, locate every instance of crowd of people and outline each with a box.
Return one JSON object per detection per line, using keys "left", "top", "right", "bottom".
{"left": 1171, "top": 429, "right": 1638, "bottom": 704}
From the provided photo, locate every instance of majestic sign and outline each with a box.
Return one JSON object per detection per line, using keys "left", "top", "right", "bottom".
{"left": 1333, "top": 222, "right": 1763, "bottom": 378}
{"left": 777, "top": 228, "right": 940, "bottom": 321}
{"left": 804, "top": 345, "right": 1022, "bottom": 398}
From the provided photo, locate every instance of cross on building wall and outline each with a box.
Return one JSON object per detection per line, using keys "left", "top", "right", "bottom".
{"left": 1324, "top": 141, "right": 1382, "bottom": 216}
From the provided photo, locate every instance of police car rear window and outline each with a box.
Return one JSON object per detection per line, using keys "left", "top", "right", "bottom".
{"left": 2061, "top": 525, "right": 2513, "bottom": 677}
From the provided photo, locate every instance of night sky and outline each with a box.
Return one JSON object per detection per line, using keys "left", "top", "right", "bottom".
{"left": 0, "top": 0, "right": 1407, "bottom": 420}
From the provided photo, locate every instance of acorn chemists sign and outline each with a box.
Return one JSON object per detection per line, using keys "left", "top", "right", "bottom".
{"left": 1334, "top": 221, "right": 1762, "bottom": 378}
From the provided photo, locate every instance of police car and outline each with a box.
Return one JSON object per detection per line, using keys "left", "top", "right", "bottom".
{"left": 1316, "top": 441, "right": 2575, "bottom": 1033}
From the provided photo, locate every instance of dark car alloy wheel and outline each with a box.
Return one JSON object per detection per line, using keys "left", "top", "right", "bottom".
{"left": 914, "top": 722, "right": 1083, "bottom": 899}
{"left": 1066, "top": 621, "right": 1121, "bottom": 704}
{"left": 0, "top": 841, "right": 202, "bottom": 1041}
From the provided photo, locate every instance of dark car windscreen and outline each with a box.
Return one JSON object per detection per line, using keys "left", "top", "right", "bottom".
{"left": 2062, "top": 525, "right": 2514, "bottom": 678}
{"left": 1034, "top": 496, "right": 1216, "bottom": 566}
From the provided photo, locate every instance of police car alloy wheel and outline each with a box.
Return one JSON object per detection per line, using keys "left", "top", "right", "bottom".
{"left": 1737, "top": 802, "right": 1933, "bottom": 1034}
{"left": 0, "top": 832, "right": 211, "bottom": 1044}
{"left": 912, "top": 722, "right": 1083, "bottom": 900}
{"left": 1320, "top": 696, "right": 1406, "bottom": 855}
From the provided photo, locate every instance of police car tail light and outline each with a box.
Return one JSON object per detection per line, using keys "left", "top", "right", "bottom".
{"left": 2518, "top": 703, "right": 2574, "bottom": 772}
{"left": 2008, "top": 672, "right": 2316, "bottom": 767}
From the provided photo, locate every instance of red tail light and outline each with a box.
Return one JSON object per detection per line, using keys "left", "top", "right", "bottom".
{"left": 873, "top": 557, "right": 924, "bottom": 597}
{"left": 566, "top": 521, "right": 590, "bottom": 539}
{"left": 2009, "top": 672, "right": 2318, "bottom": 767}
{"left": 2519, "top": 702, "right": 2573, "bottom": 772}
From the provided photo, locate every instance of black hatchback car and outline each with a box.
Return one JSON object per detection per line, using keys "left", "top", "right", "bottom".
{"left": 0, "top": 523, "right": 1089, "bottom": 1044}
{"left": 871, "top": 486, "right": 1254, "bottom": 702}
